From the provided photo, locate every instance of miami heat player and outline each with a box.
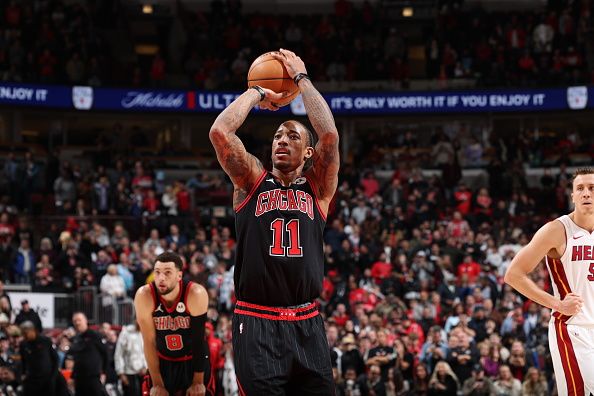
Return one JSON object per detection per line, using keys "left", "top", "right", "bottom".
{"left": 210, "top": 48, "right": 339, "bottom": 395}
{"left": 505, "top": 169, "right": 594, "bottom": 396}
{"left": 134, "top": 252, "right": 213, "bottom": 396}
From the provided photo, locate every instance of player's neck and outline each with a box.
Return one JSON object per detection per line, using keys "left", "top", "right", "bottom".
{"left": 570, "top": 211, "right": 594, "bottom": 232}
{"left": 160, "top": 282, "right": 181, "bottom": 307}
{"left": 271, "top": 167, "right": 303, "bottom": 187}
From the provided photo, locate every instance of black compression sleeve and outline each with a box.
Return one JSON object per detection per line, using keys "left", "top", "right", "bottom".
{"left": 190, "top": 313, "right": 207, "bottom": 372}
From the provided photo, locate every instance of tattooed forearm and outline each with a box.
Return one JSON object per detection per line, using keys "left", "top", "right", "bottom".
{"left": 299, "top": 79, "right": 338, "bottom": 139}
{"left": 298, "top": 79, "right": 340, "bottom": 200}
{"left": 211, "top": 89, "right": 261, "bottom": 135}
{"left": 209, "top": 89, "right": 264, "bottom": 197}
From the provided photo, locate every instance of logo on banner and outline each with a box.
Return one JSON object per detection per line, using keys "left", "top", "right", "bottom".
{"left": 567, "top": 86, "right": 588, "bottom": 110}
{"left": 121, "top": 92, "right": 184, "bottom": 109}
{"left": 290, "top": 94, "right": 306, "bottom": 115}
{"left": 72, "top": 86, "right": 93, "bottom": 110}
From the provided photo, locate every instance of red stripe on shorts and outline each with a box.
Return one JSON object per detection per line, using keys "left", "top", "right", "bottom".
{"left": 554, "top": 317, "right": 584, "bottom": 396}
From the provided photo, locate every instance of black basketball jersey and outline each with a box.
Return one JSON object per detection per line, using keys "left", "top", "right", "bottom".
{"left": 234, "top": 170, "right": 327, "bottom": 306}
{"left": 149, "top": 279, "right": 194, "bottom": 361}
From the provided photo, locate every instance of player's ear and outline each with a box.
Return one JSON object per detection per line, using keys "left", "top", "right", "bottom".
{"left": 304, "top": 146, "right": 314, "bottom": 160}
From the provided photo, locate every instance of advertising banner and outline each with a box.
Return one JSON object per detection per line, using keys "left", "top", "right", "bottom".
{"left": 0, "top": 82, "right": 591, "bottom": 115}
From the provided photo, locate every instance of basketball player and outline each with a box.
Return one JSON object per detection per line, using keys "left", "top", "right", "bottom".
{"left": 134, "top": 252, "right": 214, "bottom": 396}
{"left": 209, "top": 48, "right": 339, "bottom": 395}
{"left": 505, "top": 169, "right": 594, "bottom": 396}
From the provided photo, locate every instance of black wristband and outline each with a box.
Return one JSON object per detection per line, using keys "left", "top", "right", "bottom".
{"left": 294, "top": 73, "right": 310, "bottom": 85}
{"left": 250, "top": 85, "right": 265, "bottom": 101}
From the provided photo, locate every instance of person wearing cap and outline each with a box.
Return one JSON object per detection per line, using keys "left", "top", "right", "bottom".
{"left": 339, "top": 334, "right": 364, "bottom": 377}
{"left": 114, "top": 322, "right": 147, "bottom": 396}
{"left": 14, "top": 300, "right": 42, "bottom": 333}
{"left": 20, "top": 320, "right": 68, "bottom": 396}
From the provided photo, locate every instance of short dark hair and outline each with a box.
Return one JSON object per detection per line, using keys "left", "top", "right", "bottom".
{"left": 295, "top": 121, "right": 316, "bottom": 171}
{"left": 573, "top": 167, "right": 594, "bottom": 183}
{"left": 154, "top": 251, "right": 183, "bottom": 270}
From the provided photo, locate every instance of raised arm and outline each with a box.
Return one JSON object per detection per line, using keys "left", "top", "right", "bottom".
{"left": 209, "top": 88, "right": 285, "bottom": 208}
{"left": 504, "top": 220, "right": 582, "bottom": 316}
{"left": 134, "top": 286, "right": 166, "bottom": 393}
{"left": 272, "top": 49, "right": 340, "bottom": 205}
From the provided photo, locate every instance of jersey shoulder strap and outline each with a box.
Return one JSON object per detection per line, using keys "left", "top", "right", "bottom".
{"left": 183, "top": 280, "right": 194, "bottom": 314}
{"left": 148, "top": 282, "right": 158, "bottom": 310}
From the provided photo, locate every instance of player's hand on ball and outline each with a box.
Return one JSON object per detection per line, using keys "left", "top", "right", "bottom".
{"left": 558, "top": 292, "right": 584, "bottom": 316}
{"left": 186, "top": 383, "right": 206, "bottom": 396}
{"left": 273, "top": 49, "right": 307, "bottom": 79}
{"left": 258, "top": 87, "right": 287, "bottom": 111}
{"left": 150, "top": 385, "right": 170, "bottom": 396}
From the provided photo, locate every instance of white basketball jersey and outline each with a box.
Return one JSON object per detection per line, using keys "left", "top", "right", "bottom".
{"left": 547, "top": 214, "right": 594, "bottom": 327}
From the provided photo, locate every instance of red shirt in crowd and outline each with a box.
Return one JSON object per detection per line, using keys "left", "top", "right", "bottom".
{"left": 143, "top": 196, "right": 159, "bottom": 213}
{"left": 176, "top": 189, "right": 191, "bottom": 212}
{"left": 361, "top": 177, "right": 380, "bottom": 198}
{"left": 371, "top": 261, "right": 392, "bottom": 284}
{"left": 457, "top": 259, "right": 481, "bottom": 283}
{"left": 454, "top": 189, "right": 472, "bottom": 215}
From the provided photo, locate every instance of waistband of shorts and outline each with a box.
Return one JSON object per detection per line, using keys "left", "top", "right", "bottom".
{"left": 234, "top": 300, "right": 319, "bottom": 321}
{"left": 157, "top": 351, "right": 192, "bottom": 362}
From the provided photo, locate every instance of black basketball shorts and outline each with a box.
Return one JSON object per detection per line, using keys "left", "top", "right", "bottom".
{"left": 142, "top": 355, "right": 214, "bottom": 396}
{"left": 232, "top": 300, "right": 335, "bottom": 396}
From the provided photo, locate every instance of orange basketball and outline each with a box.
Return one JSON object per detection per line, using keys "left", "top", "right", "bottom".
{"left": 247, "top": 51, "right": 299, "bottom": 107}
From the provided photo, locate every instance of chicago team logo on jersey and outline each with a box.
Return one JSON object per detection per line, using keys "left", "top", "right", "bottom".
{"left": 255, "top": 189, "right": 315, "bottom": 220}
{"left": 153, "top": 316, "right": 191, "bottom": 331}
{"left": 567, "top": 86, "right": 588, "bottom": 110}
{"left": 176, "top": 302, "right": 186, "bottom": 313}
{"left": 293, "top": 177, "right": 307, "bottom": 185}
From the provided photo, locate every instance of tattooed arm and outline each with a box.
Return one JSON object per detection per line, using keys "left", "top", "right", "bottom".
{"left": 273, "top": 49, "right": 340, "bottom": 209}
{"left": 209, "top": 88, "right": 284, "bottom": 208}
{"left": 299, "top": 78, "right": 340, "bottom": 203}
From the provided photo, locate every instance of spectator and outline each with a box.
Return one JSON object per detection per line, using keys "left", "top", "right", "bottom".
{"left": 0, "top": 333, "right": 16, "bottom": 368}
{"left": 69, "top": 312, "right": 108, "bottom": 396}
{"left": 420, "top": 325, "right": 448, "bottom": 373}
{"left": 428, "top": 361, "right": 460, "bottom": 395}
{"left": 13, "top": 238, "right": 35, "bottom": 284}
{"left": 15, "top": 300, "right": 43, "bottom": 332}
{"left": 521, "top": 367, "right": 548, "bottom": 396}
{"left": 100, "top": 264, "right": 126, "bottom": 305}
{"left": 411, "top": 363, "right": 430, "bottom": 395}
{"left": 447, "top": 329, "right": 479, "bottom": 384}
{"left": 493, "top": 364, "right": 522, "bottom": 396}
{"left": 166, "top": 224, "right": 188, "bottom": 247}
{"left": 53, "top": 168, "right": 77, "bottom": 213}
{"left": 461, "top": 364, "right": 496, "bottom": 396}
{"left": 20, "top": 320, "right": 68, "bottom": 396}
{"left": 365, "top": 364, "right": 386, "bottom": 396}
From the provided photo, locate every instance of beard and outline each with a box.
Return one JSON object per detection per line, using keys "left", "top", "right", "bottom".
{"left": 156, "top": 284, "right": 176, "bottom": 296}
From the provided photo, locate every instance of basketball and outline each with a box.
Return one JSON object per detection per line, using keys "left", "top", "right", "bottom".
{"left": 248, "top": 51, "right": 299, "bottom": 107}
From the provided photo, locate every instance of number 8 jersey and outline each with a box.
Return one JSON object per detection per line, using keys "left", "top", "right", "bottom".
{"left": 547, "top": 214, "right": 594, "bottom": 326}
{"left": 234, "top": 170, "right": 327, "bottom": 307}
{"left": 149, "top": 279, "right": 195, "bottom": 360}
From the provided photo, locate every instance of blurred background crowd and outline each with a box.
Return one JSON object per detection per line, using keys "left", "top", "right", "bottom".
{"left": 0, "top": 0, "right": 592, "bottom": 89}
{"left": 0, "top": 0, "right": 593, "bottom": 395}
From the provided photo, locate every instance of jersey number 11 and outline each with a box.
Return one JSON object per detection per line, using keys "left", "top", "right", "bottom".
{"left": 270, "top": 218, "right": 303, "bottom": 257}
